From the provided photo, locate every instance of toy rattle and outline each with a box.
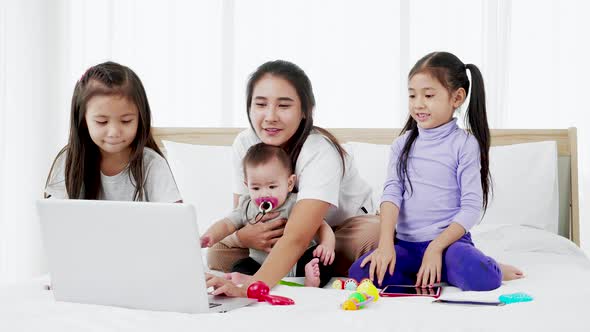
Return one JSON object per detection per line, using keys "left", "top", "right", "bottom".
{"left": 337, "top": 279, "right": 380, "bottom": 310}
{"left": 341, "top": 292, "right": 375, "bottom": 310}
{"left": 247, "top": 281, "right": 295, "bottom": 305}
{"left": 332, "top": 278, "right": 358, "bottom": 290}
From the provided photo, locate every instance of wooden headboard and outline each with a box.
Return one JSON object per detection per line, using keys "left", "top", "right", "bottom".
{"left": 153, "top": 127, "right": 580, "bottom": 246}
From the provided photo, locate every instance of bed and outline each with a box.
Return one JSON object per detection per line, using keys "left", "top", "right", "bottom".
{"left": 0, "top": 127, "right": 585, "bottom": 331}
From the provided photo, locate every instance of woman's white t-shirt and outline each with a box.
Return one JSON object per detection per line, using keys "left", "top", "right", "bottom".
{"left": 232, "top": 129, "right": 373, "bottom": 226}
{"left": 45, "top": 147, "right": 182, "bottom": 202}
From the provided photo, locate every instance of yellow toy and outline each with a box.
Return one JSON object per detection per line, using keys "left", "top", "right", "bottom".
{"left": 340, "top": 279, "right": 380, "bottom": 310}
{"left": 357, "top": 279, "right": 380, "bottom": 302}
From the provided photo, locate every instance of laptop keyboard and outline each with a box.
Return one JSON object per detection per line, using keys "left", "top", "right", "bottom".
{"left": 209, "top": 302, "right": 221, "bottom": 308}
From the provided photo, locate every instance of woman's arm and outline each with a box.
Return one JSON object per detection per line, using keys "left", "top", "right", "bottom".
{"left": 213, "top": 199, "right": 329, "bottom": 296}
{"left": 252, "top": 199, "right": 329, "bottom": 286}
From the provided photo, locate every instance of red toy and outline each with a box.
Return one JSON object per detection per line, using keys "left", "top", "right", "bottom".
{"left": 247, "top": 281, "right": 295, "bottom": 305}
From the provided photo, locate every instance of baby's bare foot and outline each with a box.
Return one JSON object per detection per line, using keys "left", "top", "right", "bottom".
{"left": 304, "top": 258, "right": 321, "bottom": 287}
{"left": 500, "top": 263, "right": 524, "bottom": 281}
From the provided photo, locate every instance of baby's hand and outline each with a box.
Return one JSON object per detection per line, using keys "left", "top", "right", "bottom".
{"left": 200, "top": 235, "right": 213, "bottom": 248}
{"left": 313, "top": 244, "right": 335, "bottom": 266}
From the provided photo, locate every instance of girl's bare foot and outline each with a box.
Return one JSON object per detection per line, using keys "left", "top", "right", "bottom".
{"left": 500, "top": 263, "right": 524, "bottom": 281}
{"left": 304, "top": 258, "right": 321, "bottom": 287}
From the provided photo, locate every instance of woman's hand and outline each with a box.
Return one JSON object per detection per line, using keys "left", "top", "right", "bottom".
{"left": 415, "top": 243, "right": 443, "bottom": 288}
{"left": 205, "top": 273, "right": 248, "bottom": 297}
{"left": 360, "top": 246, "right": 396, "bottom": 286}
{"left": 236, "top": 212, "right": 286, "bottom": 252}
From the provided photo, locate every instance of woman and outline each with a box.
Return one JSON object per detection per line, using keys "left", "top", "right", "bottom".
{"left": 206, "top": 60, "right": 380, "bottom": 296}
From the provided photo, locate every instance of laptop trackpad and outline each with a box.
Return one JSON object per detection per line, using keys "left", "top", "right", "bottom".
{"left": 208, "top": 295, "right": 256, "bottom": 313}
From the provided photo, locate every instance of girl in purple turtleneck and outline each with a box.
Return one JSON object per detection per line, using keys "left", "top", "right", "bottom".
{"left": 349, "top": 52, "right": 523, "bottom": 291}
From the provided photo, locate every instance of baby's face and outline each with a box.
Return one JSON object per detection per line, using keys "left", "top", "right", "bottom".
{"left": 245, "top": 157, "right": 295, "bottom": 210}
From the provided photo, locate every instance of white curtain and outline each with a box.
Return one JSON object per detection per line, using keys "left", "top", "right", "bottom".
{"left": 0, "top": 0, "right": 57, "bottom": 282}
{"left": 1, "top": 0, "right": 588, "bottom": 281}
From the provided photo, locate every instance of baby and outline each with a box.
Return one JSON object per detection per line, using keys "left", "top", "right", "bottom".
{"left": 201, "top": 143, "right": 335, "bottom": 287}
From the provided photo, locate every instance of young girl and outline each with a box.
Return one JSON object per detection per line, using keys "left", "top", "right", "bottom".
{"left": 348, "top": 52, "right": 523, "bottom": 291}
{"left": 201, "top": 143, "right": 335, "bottom": 288}
{"left": 45, "top": 61, "right": 181, "bottom": 203}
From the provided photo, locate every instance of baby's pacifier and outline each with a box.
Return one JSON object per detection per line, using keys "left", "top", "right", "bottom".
{"left": 255, "top": 197, "right": 279, "bottom": 213}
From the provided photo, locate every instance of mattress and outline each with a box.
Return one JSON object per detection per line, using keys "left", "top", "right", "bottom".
{"left": 1, "top": 224, "right": 588, "bottom": 332}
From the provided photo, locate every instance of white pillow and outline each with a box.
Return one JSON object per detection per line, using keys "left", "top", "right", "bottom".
{"left": 162, "top": 141, "right": 234, "bottom": 235}
{"left": 343, "top": 142, "right": 391, "bottom": 211}
{"left": 483, "top": 141, "right": 559, "bottom": 233}
{"left": 471, "top": 224, "right": 583, "bottom": 257}
{"left": 346, "top": 140, "right": 559, "bottom": 233}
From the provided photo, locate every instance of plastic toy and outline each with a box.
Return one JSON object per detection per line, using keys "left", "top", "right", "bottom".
{"left": 356, "top": 279, "right": 380, "bottom": 302}
{"left": 344, "top": 279, "right": 359, "bottom": 290}
{"left": 332, "top": 279, "right": 344, "bottom": 289}
{"left": 341, "top": 291, "right": 375, "bottom": 310}
{"left": 499, "top": 292, "right": 533, "bottom": 304}
{"left": 333, "top": 278, "right": 378, "bottom": 294}
{"left": 247, "top": 281, "right": 295, "bottom": 305}
{"left": 278, "top": 280, "right": 304, "bottom": 287}
{"left": 331, "top": 278, "right": 360, "bottom": 290}
{"left": 339, "top": 279, "right": 380, "bottom": 310}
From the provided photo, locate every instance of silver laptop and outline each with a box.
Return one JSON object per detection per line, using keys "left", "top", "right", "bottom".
{"left": 36, "top": 199, "right": 255, "bottom": 314}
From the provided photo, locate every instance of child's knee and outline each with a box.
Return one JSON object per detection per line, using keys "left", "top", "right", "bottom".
{"left": 453, "top": 258, "right": 502, "bottom": 291}
{"left": 444, "top": 245, "right": 502, "bottom": 291}
{"left": 468, "top": 264, "right": 502, "bottom": 291}
{"left": 347, "top": 254, "right": 371, "bottom": 280}
{"left": 347, "top": 260, "right": 364, "bottom": 280}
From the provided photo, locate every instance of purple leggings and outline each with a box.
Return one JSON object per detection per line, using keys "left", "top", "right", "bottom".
{"left": 348, "top": 233, "right": 502, "bottom": 291}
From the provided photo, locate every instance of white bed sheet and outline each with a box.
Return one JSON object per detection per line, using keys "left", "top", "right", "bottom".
{"left": 1, "top": 225, "right": 589, "bottom": 332}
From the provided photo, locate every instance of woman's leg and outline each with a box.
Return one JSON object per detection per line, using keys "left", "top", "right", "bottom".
{"left": 332, "top": 214, "right": 380, "bottom": 276}
{"left": 442, "top": 234, "right": 502, "bottom": 291}
{"left": 206, "top": 233, "right": 250, "bottom": 272}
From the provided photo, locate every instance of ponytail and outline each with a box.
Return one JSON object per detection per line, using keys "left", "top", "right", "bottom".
{"left": 465, "top": 63, "right": 491, "bottom": 211}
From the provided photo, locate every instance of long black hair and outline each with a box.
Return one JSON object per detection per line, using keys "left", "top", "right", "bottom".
{"left": 47, "top": 61, "right": 163, "bottom": 200}
{"left": 399, "top": 52, "right": 492, "bottom": 211}
{"left": 245, "top": 60, "right": 347, "bottom": 174}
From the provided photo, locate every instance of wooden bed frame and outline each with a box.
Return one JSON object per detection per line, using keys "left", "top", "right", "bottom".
{"left": 153, "top": 127, "right": 580, "bottom": 246}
